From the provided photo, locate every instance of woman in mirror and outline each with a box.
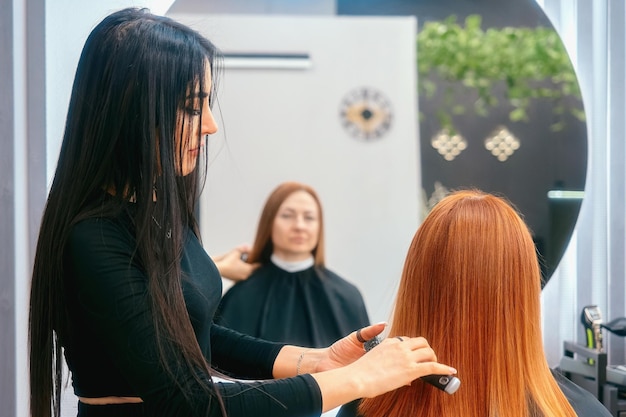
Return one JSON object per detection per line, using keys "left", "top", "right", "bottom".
{"left": 216, "top": 181, "right": 371, "bottom": 348}
{"left": 337, "top": 189, "right": 611, "bottom": 417}
{"left": 28, "top": 8, "right": 456, "bottom": 417}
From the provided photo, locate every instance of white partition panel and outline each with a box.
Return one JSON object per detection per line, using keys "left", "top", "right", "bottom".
{"left": 169, "top": 14, "right": 419, "bottom": 323}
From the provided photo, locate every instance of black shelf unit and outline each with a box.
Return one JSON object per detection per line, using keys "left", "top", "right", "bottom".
{"left": 560, "top": 341, "right": 626, "bottom": 416}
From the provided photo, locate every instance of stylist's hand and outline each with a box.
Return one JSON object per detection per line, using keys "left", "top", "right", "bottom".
{"left": 315, "top": 322, "right": 386, "bottom": 372}
{"left": 213, "top": 244, "right": 260, "bottom": 282}
{"left": 345, "top": 336, "right": 456, "bottom": 398}
{"left": 309, "top": 334, "right": 456, "bottom": 410}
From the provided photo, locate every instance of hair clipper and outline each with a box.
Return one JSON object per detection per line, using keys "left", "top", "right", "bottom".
{"left": 364, "top": 336, "right": 461, "bottom": 394}
{"left": 581, "top": 305, "right": 603, "bottom": 364}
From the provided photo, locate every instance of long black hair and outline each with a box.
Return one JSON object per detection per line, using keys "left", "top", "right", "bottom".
{"left": 29, "top": 8, "right": 223, "bottom": 417}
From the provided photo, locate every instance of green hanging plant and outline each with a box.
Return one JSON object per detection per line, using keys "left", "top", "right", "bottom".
{"left": 417, "top": 14, "right": 585, "bottom": 132}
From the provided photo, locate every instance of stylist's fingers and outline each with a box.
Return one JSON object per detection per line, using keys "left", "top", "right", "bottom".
{"left": 391, "top": 336, "right": 442, "bottom": 386}
{"left": 353, "top": 322, "right": 386, "bottom": 345}
{"left": 389, "top": 336, "right": 444, "bottom": 370}
{"left": 378, "top": 336, "right": 451, "bottom": 377}
{"left": 234, "top": 244, "right": 252, "bottom": 255}
{"left": 372, "top": 335, "right": 434, "bottom": 358}
{"left": 317, "top": 323, "right": 388, "bottom": 372}
{"left": 394, "top": 336, "right": 438, "bottom": 362}
{"left": 355, "top": 337, "right": 455, "bottom": 398}
{"left": 363, "top": 335, "right": 438, "bottom": 363}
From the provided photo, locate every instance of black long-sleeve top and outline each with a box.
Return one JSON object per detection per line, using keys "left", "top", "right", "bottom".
{"left": 63, "top": 212, "right": 322, "bottom": 416}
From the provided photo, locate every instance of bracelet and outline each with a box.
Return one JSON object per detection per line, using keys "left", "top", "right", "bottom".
{"left": 296, "top": 349, "right": 312, "bottom": 375}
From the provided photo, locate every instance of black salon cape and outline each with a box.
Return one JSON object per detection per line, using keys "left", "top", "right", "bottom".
{"left": 215, "top": 262, "right": 370, "bottom": 348}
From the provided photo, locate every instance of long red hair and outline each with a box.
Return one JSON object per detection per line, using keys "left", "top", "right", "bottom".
{"left": 359, "top": 189, "right": 575, "bottom": 417}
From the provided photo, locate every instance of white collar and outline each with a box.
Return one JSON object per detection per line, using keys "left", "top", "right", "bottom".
{"left": 271, "top": 254, "right": 314, "bottom": 272}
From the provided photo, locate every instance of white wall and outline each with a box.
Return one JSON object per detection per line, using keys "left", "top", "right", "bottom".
{"left": 45, "top": 0, "right": 176, "bottom": 182}
{"left": 168, "top": 0, "right": 335, "bottom": 14}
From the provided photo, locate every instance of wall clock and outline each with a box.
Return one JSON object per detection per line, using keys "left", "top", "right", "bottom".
{"left": 339, "top": 87, "right": 393, "bottom": 140}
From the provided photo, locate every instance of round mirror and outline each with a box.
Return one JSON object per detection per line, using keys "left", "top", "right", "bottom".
{"left": 339, "top": 0, "right": 587, "bottom": 284}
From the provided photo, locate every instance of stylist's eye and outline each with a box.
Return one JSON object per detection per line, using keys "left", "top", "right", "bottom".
{"left": 185, "top": 107, "right": 202, "bottom": 116}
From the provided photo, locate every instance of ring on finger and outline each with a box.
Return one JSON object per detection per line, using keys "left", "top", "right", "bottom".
{"left": 356, "top": 329, "right": 367, "bottom": 343}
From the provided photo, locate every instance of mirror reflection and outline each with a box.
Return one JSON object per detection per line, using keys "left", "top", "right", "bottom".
{"left": 338, "top": 0, "right": 587, "bottom": 283}
{"left": 169, "top": 0, "right": 587, "bottom": 292}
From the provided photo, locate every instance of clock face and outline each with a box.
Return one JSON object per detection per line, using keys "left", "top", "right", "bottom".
{"left": 339, "top": 87, "right": 393, "bottom": 140}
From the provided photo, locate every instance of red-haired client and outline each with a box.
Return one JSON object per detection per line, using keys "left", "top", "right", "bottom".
{"left": 337, "top": 189, "right": 611, "bottom": 417}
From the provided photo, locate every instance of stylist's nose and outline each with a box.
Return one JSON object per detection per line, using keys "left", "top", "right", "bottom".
{"left": 202, "top": 105, "right": 218, "bottom": 136}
